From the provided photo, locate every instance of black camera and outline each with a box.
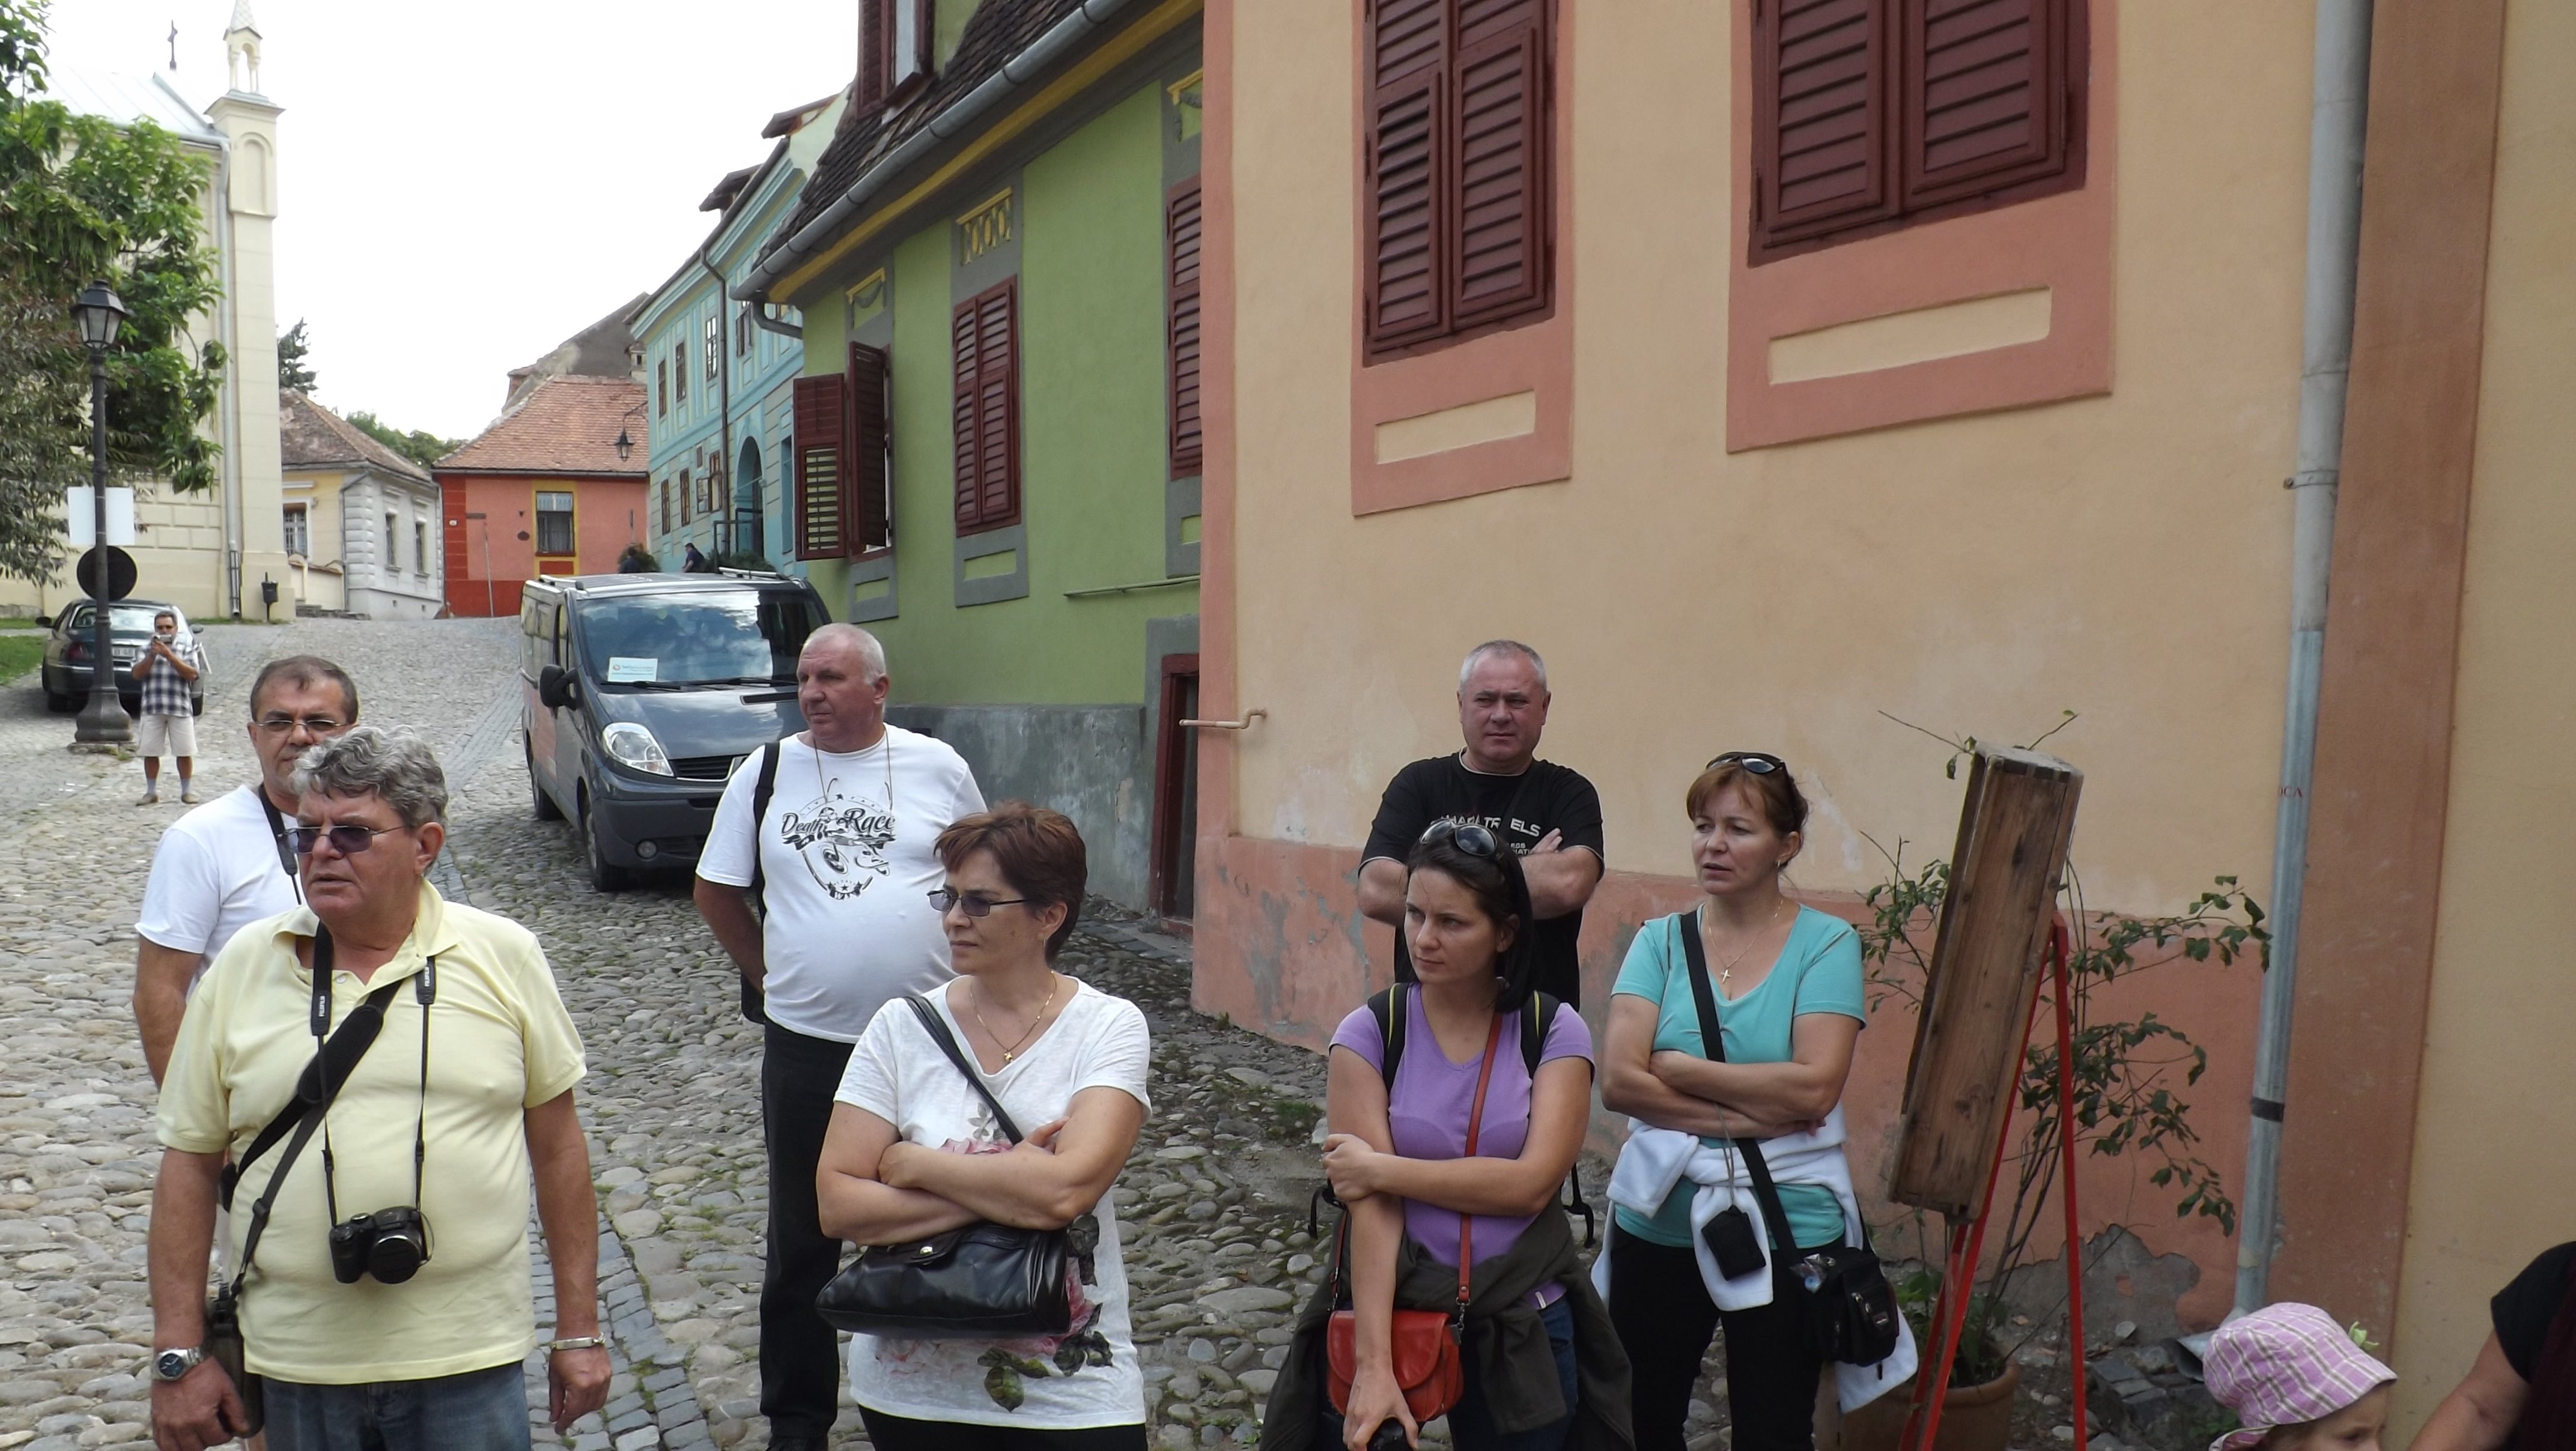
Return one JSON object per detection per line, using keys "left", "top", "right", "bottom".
{"left": 327, "top": 1207, "right": 432, "bottom": 1285}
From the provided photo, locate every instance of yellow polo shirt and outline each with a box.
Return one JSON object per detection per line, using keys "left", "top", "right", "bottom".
{"left": 157, "top": 881, "right": 587, "bottom": 1384}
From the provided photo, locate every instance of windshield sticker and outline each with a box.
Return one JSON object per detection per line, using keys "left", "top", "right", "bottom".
{"left": 604, "top": 656, "right": 659, "bottom": 683}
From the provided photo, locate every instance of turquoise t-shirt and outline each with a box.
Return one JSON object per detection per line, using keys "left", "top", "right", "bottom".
{"left": 1609, "top": 905, "right": 1867, "bottom": 1250}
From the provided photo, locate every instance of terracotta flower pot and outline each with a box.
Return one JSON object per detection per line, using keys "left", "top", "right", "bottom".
{"left": 1834, "top": 1359, "right": 2022, "bottom": 1451}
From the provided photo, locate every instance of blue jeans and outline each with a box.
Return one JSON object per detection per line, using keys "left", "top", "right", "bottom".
{"left": 1325, "top": 1297, "right": 1579, "bottom": 1451}
{"left": 262, "top": 1360, "right": 531, "bottom": 1451}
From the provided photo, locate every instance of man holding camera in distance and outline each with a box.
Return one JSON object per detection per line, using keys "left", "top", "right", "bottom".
{"left": 147, "top": 728, "right": 607, "bottom": 1451}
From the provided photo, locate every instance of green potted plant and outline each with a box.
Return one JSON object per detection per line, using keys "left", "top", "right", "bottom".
{"left": 1837, "top": 719, "right": 2265, "bottom": 1451}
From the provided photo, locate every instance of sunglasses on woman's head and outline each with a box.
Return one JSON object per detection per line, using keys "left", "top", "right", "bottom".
{"left": 1706, "top": 751, "right": 1788, "bottom": 775}
{"left": 286, "top": 824, "right": 406, "bottom": 856}
{"left": 1418, "top": 820, "right": 1501, "bottom": 859}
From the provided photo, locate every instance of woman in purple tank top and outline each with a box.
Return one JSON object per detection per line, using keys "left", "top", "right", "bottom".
{"left": 1317, "top": 823, "right": 1600, "bottom": 1451}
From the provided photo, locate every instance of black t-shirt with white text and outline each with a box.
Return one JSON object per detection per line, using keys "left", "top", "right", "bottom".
{"left": 2495, "top": 1241, "right": 2576, "bottom": 1381}
{"left": 1361, "top": 754, "right": 1605, "bottom": 1006}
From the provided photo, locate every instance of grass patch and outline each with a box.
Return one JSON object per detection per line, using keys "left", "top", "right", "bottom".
{"left": 0, "top": 635, "right": 44, "bottom": 680}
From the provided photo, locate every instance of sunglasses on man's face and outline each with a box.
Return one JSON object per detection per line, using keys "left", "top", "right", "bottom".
{"left": 928, "top": 886, "right": 1030, "bottom": 918}
{"left": 258, "top": 714, "right": 345, "bottom": 737}
{"left": 287, "top": 824, "right": 406, "bottom": 857}
{"left": 1418, "top": 820, "right": 1502, "bottom": 859}
{"left": 1706, "top": 751, "right": 1788, "bottom": 775}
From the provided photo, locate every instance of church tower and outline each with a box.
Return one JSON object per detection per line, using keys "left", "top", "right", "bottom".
{"left": 207, "top": 1, "right": 288, "bottom": 610}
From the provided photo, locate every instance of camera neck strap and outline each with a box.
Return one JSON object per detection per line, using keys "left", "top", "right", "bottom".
{"left": 256, "top": 789, "right": 303, "bottom": 904}
{"left": 309, "top": 925, "right": 437, "bottom": 1231}
{"left": 1675, "top": 909, "right": 1807, "bottom": 1262}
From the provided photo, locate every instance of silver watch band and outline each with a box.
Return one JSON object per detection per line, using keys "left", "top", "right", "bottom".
{"left": 544, "top": 1336, "right": 606, "bottom": 1353}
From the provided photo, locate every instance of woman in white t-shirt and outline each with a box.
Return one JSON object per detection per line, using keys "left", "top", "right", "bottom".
{"left": 819, "top": 803, "right": 1154, "bottom": 1451}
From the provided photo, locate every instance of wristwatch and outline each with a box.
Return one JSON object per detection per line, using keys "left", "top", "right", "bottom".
{"left": 153, "top": 1346, "right": 207, "bottom": 1382}
{"left": 545, "top": 1336, "right": 607, "bottom": 1354}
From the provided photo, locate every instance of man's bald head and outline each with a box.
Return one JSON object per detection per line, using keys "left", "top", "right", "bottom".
{"left": 798, "top": 625, "right": 892, "bottom": 752}
{"left": 802, "top": 623, "right": 887, "bottom": 680}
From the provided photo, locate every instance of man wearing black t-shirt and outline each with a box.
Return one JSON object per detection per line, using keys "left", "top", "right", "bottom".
{"left": 1358, "top": 640, "right": 1605, "bottom": 1005}
{"left": 2414, "top": 1239, "right": 2576, "bottom": 1451}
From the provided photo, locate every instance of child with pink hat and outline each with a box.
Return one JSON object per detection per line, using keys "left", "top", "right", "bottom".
{"left": 2203, "top": 1303, "right": 2398, "bottom": 1451}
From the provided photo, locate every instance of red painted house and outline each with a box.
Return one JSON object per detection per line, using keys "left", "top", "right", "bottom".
{"left": 435, "top": 375, "right": 649, "bottom": 617}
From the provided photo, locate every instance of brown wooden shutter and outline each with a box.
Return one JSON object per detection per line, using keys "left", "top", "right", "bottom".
{"left": 858, "top": 0, "right": 887, "bottom": 111}
{"left": 1365, "top": 0, "right": 1448, "bottom": 353}
{"left": 792, "top": 372, "right": 846, "bottom": 559}
{"left": 847, "top": 341, "right": 892, "bottom": 552}
{"left": 1752, "top": 0, "right": 1895, "bottom": 252}
{"left": 1166, "top": 180, "right": 1204, "bottom": 479}
{"left": 1449, "top": 0, "right": 1545, "bottom": 329}
{"left": 951, "top": 281, "right": 1021, "bottom": 533}
{"left": 1898, "top": 0, "right": 2073, "bottom": 210}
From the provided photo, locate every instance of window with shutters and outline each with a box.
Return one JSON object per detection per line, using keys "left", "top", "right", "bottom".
{"left": 1364, "top": 0, "right": 1552, "bottom": 362}
{"left": 675, "top": 342, "right": 688, "bottom": 402}
{"left": 1167, "top": 180, "right": 1203, "bottom": 479}
{"left": 657, "top": 360, "right": 668, "bottom": 416}
{"left": 848, "top": 342, "right": 893, "bottom": 553}
{"left": 793, "top": 372, "right": 847, "bottom": 559}
{"left": 660, "top": 477, "right": 672, "bottom": 534}
{"left": 703, "top": 315, "right": 721, "bottom": 380}
{"left": 950, "top": 281, "right": 1020, "bottom": 535}
{"left": 1749, "top": 0, "right": 2085, "bottom": 262}
{"left": 859, "top": 0, "right": 934, "bottom": 111}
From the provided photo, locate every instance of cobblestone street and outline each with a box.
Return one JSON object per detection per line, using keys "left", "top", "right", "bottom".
{"left": 0, "top": 618, "right": 1542, "bottom": 1451}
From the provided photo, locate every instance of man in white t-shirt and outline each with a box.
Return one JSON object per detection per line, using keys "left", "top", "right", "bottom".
{"left": 694, "top": 623, "right": 984, "bottom": 1451}
{"left": 133, "top": 655, "right": 359, "bottom": 1084}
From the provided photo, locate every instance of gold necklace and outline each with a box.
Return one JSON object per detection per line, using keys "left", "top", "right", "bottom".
{"left": 1707, "top": 895, "right": 1792, "bottom": 995}
{"left": 972, "top": 975, "right": 1060, "bottom": 1063}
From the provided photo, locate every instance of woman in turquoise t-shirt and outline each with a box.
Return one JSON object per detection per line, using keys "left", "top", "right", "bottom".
{"left": 1598, "top": 753, "right": 1867, "bottom": 1451}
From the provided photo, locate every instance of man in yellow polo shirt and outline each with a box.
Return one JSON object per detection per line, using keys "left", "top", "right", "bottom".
{"left": 147, "top": 727, "right": 612, "bottom": 1451}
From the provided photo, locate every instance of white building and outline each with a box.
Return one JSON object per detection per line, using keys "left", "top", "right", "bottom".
{"left": 1, "top": 5, "right": 289, "bottom": 622}
{"left": 277, "top": 392, "right": 444, "bottom": 620}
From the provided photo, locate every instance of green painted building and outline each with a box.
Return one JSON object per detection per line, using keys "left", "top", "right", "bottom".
{"left": 735, "top": 0, "right": 1204, "bottom": 914}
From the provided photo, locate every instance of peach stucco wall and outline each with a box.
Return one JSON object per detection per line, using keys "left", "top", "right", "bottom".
{"left": 1203, "top": 0, "right": 2322, "bottom": 1333}
{"left": 2383, "top": 0, "right": 2576, "bottom": 1433}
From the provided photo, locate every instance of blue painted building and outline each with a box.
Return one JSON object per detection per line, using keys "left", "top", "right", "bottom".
{"left": 633, "top": 91, "right": 846, "bottom": 571}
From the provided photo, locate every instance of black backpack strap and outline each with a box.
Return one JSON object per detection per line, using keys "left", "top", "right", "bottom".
{"left": 1365, "top": 984, "right": 1407, "bottom": 1092}
{"left": 1520, "top": 990, "right": 1598, "bottom": 1246}
{"left": 901, "top": 994, "right": 1025, "bottom": 1144}
{"left": 1676, "top": 909, "right": 1805, "bottom": 1261}
{"left": 739, "top": 742, "right": 782, "bottom": 1026}
{"left": 219, "top": 976, "right": 404, "bottom": 1213}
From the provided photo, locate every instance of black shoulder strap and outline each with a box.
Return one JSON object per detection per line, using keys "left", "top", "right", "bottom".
{"left": 902, "top": 993, "right": 1025, "bottom": 1144}
{"left": 219, "top": 973, "right": 404, "bottom": 1213}
{"left": 255, "top": 788, "right": 304, "bottom": 904}
{"left": 1677, "top": 909, "right": 1805, "bottom": 1259}
{"left": 1366, "top": 984, "right": 1407, "bottom": 1092}
{"left": 1520, "top": 992, "right": 1554, "bottom": 1077}
{"left": 747, "top": 741, "right": 782, "bottom": 912}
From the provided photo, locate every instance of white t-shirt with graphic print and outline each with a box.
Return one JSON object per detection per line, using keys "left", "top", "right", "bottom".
{"left": 697, "top": 726, "right": 985, "bottom": 1043}
{"left": 834, "top": 982, "right": 1154, "bottom": 1429}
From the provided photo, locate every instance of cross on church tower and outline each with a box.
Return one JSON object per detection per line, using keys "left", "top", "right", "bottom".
{"left": 168, "top": 23, "right": 178, "bottom": 70}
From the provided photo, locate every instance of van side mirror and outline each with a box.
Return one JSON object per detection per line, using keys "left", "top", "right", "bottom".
{"left": 34, "top": 614, "right": 51, "bottom": 628}
{"left": 538, "top": 663, "right": 577, "bottom": 710}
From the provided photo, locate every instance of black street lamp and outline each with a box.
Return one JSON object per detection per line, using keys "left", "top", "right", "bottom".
{"left": 613, "top": 427, "right": 634, "bottom": 461}
{"left": 71, "top": 280, "right": 132, "bottom": 747}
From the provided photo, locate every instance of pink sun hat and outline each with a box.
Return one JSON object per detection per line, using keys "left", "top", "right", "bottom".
{"left": 2202, "top": 1303, "right": 2396, "bottom": 1451}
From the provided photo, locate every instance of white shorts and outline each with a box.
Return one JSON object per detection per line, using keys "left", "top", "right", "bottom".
{"left": 136, "top": 712, "right": 198, "bottom": 758}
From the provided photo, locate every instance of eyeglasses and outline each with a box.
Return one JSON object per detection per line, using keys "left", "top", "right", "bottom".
{"left": 929, "top": 887, "right": 1030, "bottom": 918}
{"left": 1706, "top": 751, "right": 1788, "bottom": 775}
{"left": 257, "top": 714, "right": 345, "bottom": 736}
{"left": 287, "top": 824, "right": 407, "bottom": 856}
{"left": 1418, "top": 820, "right": 1501, "bottom": 858}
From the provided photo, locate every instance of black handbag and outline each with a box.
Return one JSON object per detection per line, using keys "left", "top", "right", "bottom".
{"left": 1675, "top": 911, "right": 1901, "bottom": 1367}
{"left": 813, "top": 994, "right": 1098, "bottom": 1339}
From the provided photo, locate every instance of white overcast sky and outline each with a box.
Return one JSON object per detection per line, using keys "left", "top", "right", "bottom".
{"left": 46, "top": 1, "right": 857, "bottom": 441}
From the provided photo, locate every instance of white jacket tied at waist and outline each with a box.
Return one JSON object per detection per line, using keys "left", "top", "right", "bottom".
{"left": 1592, "top": 1106, "right": 1918, "bottom": 1410}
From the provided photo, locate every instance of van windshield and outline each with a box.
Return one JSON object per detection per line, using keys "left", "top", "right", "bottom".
{"left": 576, "top": 590, "right": 821, "bottom": 688}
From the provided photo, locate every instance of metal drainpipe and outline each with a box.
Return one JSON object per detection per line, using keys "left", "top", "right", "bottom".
{"left": 2237, "top": 0, "right": 2375, "bottom": 1316}
{"left": 701, "top": 250, "right": 736, "bottom": 560}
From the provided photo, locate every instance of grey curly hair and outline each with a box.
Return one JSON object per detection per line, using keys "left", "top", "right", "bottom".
{"left": 288, "top": 726, "right": 449, "bottom": 828}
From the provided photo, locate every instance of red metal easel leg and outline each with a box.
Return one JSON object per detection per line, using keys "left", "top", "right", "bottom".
{"left": 2053, "top": 919, "right": 2089, "bottom": 1451}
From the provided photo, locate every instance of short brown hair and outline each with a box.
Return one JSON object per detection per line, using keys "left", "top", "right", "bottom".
{"left": 250, "top": 655, "right": 359, "bottom": 723}
{"left": 935, "top": 802, "right": 1088, "bottom": 960}
{"left": 1685, "top": 759, "right": 1809, "bottom": 839}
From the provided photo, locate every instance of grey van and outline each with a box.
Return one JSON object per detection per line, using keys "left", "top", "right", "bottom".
{"left": 520, "top": 571, "right": 827, "bottom": 889}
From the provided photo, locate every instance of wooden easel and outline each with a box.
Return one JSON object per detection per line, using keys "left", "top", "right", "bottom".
{"left": 1885, "top": 750, "right": 2088, "bottom": 1451}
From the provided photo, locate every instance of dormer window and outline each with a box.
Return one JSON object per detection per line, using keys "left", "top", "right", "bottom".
{"left": 860, "top": 0, "right": 935, "bottom": 111}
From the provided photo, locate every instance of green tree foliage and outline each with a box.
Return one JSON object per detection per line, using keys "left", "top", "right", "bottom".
{"left": 344, "top": 410, "right": 460, "bottom": 471}
{"left": 277, "top": 317, "right": 316, "bottom": 391}
{"left": 0, "top": 0, "right": 228, "bottom": 583}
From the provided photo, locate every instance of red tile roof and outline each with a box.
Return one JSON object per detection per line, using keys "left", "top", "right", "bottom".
{"left": 434, "top": 375, "right": 647, "bottom": 478}
{"left": 277, "top": 391, "right": 432, "bottom": 482}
